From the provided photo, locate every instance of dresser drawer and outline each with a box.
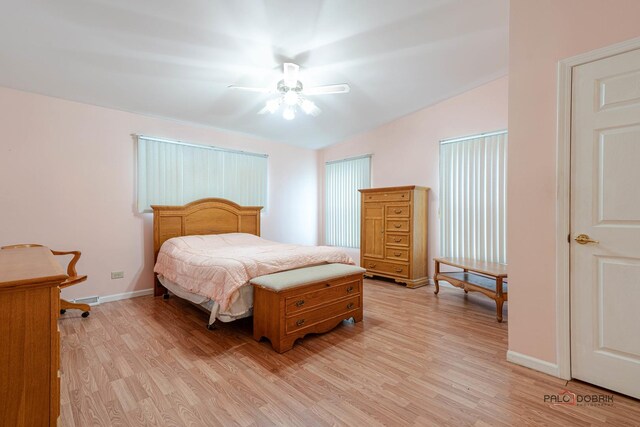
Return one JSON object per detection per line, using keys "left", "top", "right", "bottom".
{"left": 285, "top": 280, "right": 360, "bottom": 314}
{"left": 286, "top": 295, "right": 361, "bottom": 334}
{"left": 386, "top": 204, "right": 410, "bottom": 217}
{"left": 363, "top": 258, "right": 410, "bottom": 278}
{"left": 386, "top": 247, "right": 409, "bottom": 262}
{"left": 386, "top": 234, "right": 409, "bottom": 246}
{"left": 386, "top": 219, "right": 409, "bottom": 232}
{"left": 363, "top": 191, "right": 411, "bottom": 203}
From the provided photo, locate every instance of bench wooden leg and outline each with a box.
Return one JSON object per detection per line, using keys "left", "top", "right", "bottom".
{"left": 496, "top": 298, "right": 505, "bottom": 323}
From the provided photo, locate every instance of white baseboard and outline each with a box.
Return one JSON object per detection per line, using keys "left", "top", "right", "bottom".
{"left": 97, "top": 288, "right": 154, "bottom": 304}
{"left": 507, "top": 350, "right": 561, "bottom": 377}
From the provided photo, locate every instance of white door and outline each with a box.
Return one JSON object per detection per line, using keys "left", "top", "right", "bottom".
{"left": 571, "top": 47, "right": 640, "bottom": 399}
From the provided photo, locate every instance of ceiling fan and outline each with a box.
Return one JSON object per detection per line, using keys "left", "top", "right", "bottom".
{"left": 228, "top": 63, "right": 350, "bottom": 120}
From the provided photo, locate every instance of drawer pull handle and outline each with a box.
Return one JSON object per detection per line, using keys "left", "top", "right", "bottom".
{"left": 346, "top": 286, "right": 354, "bottom": 293}
{"left": 296, "top": 319, "right": 305, "bottom": 327}
{"left": 394, "top": 238, "right": 401, "bottom": 242}
{"left": 369, "top": 263, "right": 376, "bottom": 268}
{"left": 394, "top": 252, "right": 401, "bottom": 257}
{"left": 347, "top": 303, "right": 354, "bottom": 309}
{"left": 401, "top": 194, "right": 405, "bottom": 198}
{"left": 295, "top": 300, "right": 305, "bottom": 307}
{"left": 394, "top": 224, "right": 402, "bottom": 228}
{"left": 394, "top": 209, "right": 402, "bottom": 214}
{"left": 395, "top": 268, "right": 403, "bottom": 273}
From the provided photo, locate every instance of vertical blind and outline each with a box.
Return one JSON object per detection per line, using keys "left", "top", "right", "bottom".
{"left": 439, "top": 131, "right": 507, "bottom": 263}
{"left": 325, "top": 155, "right": 371, "bottom": 248}
{"left": 137, "top": 136, "right": 268, "bottom": 213}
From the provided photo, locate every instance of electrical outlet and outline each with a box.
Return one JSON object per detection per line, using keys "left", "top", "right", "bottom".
{"left": 111, "top": 271, "right": 124, "bottom": 280}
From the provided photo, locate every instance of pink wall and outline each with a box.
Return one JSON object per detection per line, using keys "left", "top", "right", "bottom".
{"left": 508, "top": 0, "right": 640, "bottom": 363}
{"left": 0, "top": 87, "right": 319, "bottom": 300}
{"left": 319, "top": 76, "right": 509, "bottom": 273}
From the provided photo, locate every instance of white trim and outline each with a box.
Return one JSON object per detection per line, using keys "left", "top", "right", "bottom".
{"left": 440, "top": 129, "right": 507, "bottom": 145}
{"left": 507, "top": 350, "right": 560, "bottom": 377}
{"left": 555, "top": 36, "right": 640, "bottom": 381}
{"left": 99, "top": 288, "right": 154, "bottom": 304}
{"left": 325, "top": 153, "right": 372, "bottom": 165}
{"left": 134, "top": 134, "right": 268, "bottom": 158}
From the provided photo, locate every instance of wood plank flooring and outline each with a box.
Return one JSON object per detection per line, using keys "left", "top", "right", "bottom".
{"left": 59, "top": 279, "right": 640, "bottom": 426}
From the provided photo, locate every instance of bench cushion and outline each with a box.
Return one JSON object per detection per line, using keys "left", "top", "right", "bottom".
{"left": 250, "top": 263, "right": 365, "bottom": 291}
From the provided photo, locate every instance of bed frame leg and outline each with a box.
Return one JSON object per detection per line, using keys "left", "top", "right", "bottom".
{"left": 206, "top": 323, "right": 216, "bottom": 330}
{"left": 163, "top": 291, "right": 170, "bottom": 299}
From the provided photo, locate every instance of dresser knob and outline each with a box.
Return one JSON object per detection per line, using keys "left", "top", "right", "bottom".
{"left": 394, "top": 252, "right": 401, "bottom": 257}
{"left": 395, "top": 268, "right": 403, "bottom": 273}
{"left": 394, "top": 224, "right": 401, "bottom": 228}
{"left": 296, "top": 319, "right": 305, "bottom": 327}
{"left": 346, "top": 286, "right": 354, "bottom": 293}
{"left": 347, "top": 303, "right": 354, "bottom": 310}
{"left": 394, "top": 209, "right": 402, "bottom": 214}
{"left": 394, "top": 238, "right": 401, "bottom": 242}
{"left": 369, "top": 263, "right": 376, "bottom": 268}
{"left": 295, "top": 300, "right": 305, "bottom": 307}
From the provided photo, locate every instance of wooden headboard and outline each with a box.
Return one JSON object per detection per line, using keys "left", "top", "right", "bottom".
{"left": 151, "top": 198, "right": 263, "bottom": 296}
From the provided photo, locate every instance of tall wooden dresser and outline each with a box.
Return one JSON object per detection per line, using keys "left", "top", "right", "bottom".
{"left": 0, "top": 246, "right": 65, "bottom": 427}
{"left": 359, "top": 186, "right": 429, "bottom": 288}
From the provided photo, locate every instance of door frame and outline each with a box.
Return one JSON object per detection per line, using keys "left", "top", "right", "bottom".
{"left": 555, "top": 36, "right": 640, "bottom": 380}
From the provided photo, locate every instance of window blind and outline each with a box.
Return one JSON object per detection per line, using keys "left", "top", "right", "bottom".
{"left": 439, "top": 131, "right": 507, "bottom": 263}
{"left": 325, "top": 155, "right": 371, "bottom": 248}
{"left": 137, "top": 136, "right": 268, "bottom": 213}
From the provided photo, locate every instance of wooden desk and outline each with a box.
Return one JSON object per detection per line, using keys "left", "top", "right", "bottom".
{"left": 0, "top": 246, "right": 66, "bottom": 427}
{"left": 434, "top": 257, "right": 508, "bottom": 322}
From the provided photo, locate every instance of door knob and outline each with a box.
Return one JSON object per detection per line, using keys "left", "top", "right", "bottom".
{"left": 575, "top": 234, "right": 599, "bottom": 245}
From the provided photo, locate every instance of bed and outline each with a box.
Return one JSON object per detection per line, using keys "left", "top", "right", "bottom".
{"left": 151, "top": 198, "right": 354, "bottom": 327}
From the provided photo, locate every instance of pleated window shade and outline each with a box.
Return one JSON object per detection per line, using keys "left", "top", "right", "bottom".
{"left": 439, "top": 131, "right": 507, "bottom": 263}
{"left": 137, "top": 136, "right": 268, "bottom": 213}
{"left": 325, "top": 156, "right": 371, "bottom": 248}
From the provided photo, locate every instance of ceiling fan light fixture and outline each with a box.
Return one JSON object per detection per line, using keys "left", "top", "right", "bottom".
{"left": 282, "top": 107, "right": 295, "bottom": 121}
{"left": 300, "top": 99, "right": 316, "bottom": 115}
{"left": 283, "top": 90, "right": 299, "bottom": 106}
{"left": 265, "top": 98, "right": 280, "bottom": 113}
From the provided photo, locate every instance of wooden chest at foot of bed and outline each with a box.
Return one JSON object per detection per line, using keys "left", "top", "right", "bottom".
{"left": 251, "top": 264, "right": 365, "bottom": 353}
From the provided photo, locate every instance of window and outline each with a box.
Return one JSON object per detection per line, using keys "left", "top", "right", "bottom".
{"left": 439, "top": 131, "right": 507, "bottom": 263}
{"left": 137, "top": 136, "right": 267, "bottom": 213}
{"left": 325, "top": 155, "right": 371, "bottom": 248}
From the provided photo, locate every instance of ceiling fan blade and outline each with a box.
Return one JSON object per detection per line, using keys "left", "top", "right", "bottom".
{"left": 300, "top": 99, "right": 322, "bottom": 117}
{"left": 227, "top": 85, "right": 272, "bottom": 93}
{"left": 283, "top": 63, "right": 299, "bottom": 88}
{"left": 303, "top": 83, "right": 350, "bottom": 95}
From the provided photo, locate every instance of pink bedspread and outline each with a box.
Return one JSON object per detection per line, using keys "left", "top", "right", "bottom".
{"left": 154, "top": 233, "right": 355, "bottom": 310}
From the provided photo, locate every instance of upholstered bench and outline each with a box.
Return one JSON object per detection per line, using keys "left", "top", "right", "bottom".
{"left": 251, "top": 263, "right": 365, "bottom": 353}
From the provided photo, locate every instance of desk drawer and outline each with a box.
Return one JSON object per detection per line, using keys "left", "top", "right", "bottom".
{"left": 286, "top": 295, "right": 360, "bottom": 334}
{"left": 386, "top": 234, "right": 409, "bottom": 247}
{"left": 386, "top": 204, "right": 410, "bottom": 217}
{"left": 285, "top": 280, "right": 360, "bottom": 314}
{"left": 385, "top": 247, "right": 409, "bottom": 262}
{"left": 363, "top": 191, "right": 411, "bottom": 203}
{"left": 363, "top": 258, "right": 410, "bottom": 278}
{"left": 386, "top": 219, "right": 409, "bottom": 232}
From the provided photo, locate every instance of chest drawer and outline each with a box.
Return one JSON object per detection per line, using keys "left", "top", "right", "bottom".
{"left": 363, "top": 258, "right": 410, "bottom": 278}
{"left": 285, "top": 280, "right": 360, "bottom": 314}
{"left": 386, "top": 234, "right": 409, "bottom": 246}
{"left": 386, "top": 219, "right": 409, "bottom": 232}
{"left": 386, "top": 204, "right": 410, "bottom": 217}
{"left": 386, "top": 247, "right": 409, "bottom": 262}
{"left": 363, "top": 191, "right": 411, "bottom": 203}
{"left": 286, "top": 295, "right": 361, "bottom": 334}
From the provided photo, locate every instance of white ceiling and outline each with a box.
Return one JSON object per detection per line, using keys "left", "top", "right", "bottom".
{"left": 0, "top": 0, "right": 509, "bottom": 149}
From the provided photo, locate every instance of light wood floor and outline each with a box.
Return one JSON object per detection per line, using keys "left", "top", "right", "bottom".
{"left": 59, "top": 279, "right": 640, "bottom": 426}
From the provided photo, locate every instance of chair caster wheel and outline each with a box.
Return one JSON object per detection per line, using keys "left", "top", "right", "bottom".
{"left": 82, "top": 311, "right": 90, "bottom": 318}
{"left": 60, "top": 309, "right": 66, "bottom": 315}
{"left": 207, "top": 324, "right": 215, "bottom": 330}
{"left": 163, "top": 293, "right": 170, "bottom": 299}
